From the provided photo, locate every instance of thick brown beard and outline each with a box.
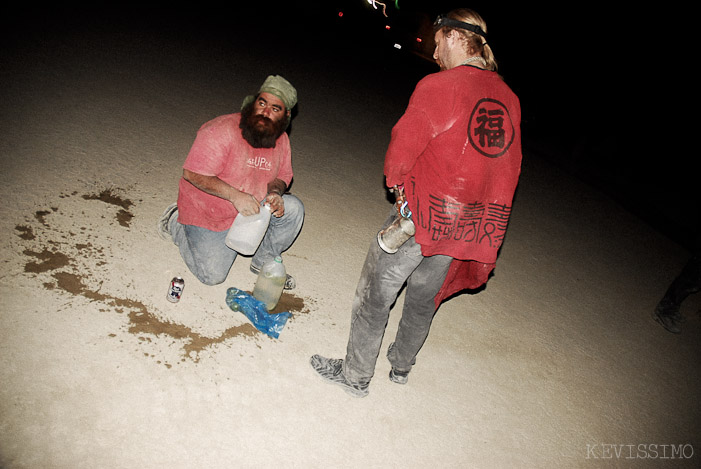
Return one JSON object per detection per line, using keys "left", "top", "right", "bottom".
{"left": 239, "top": 103, "right": 288, "bottom": 148}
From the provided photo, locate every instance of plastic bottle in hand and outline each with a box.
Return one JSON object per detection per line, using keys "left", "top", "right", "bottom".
{"left": 253, "top": 256, "right": 286, "bottom": 311}
{"left": 225, "top": 204, "right": 271, "bottom": 255}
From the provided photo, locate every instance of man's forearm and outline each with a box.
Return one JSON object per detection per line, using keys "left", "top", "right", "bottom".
{"left": 183, "top": 169, "right": 240, "bottom": 202}
{"left": 183, "top": 169, "right": 265, "bottom": 217}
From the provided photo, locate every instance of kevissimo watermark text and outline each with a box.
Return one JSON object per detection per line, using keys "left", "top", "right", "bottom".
{"left": 586, "top": 443, "right": 694, "bottom": 460}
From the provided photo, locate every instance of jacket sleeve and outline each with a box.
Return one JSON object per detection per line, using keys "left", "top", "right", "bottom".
{"left": 383, "top": 80, "right": 437, "bottom": 188}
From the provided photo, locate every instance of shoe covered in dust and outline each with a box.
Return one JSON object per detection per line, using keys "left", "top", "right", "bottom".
{"left": 157, "top": 203, "right": 178, "bottom": 241}
{"left": 310, "top": 355, "right": 369, "bottom": 398}
{"left": 652, "top": 303, "right": 683, "bottom": 334}
{"left": 386, "top": 342, "right": 410, "bottom": 384}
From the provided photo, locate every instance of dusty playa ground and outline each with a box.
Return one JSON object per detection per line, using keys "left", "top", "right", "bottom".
{"left": 2, "top": 8, "right": 700, "bottom": 468}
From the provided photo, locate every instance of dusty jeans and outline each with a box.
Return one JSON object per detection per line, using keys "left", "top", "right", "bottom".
{"left": 343, "top": 211, "right": 452, "bottom": 383}
{"left": 170, "top": 194, "right": 304, "bottom": 285}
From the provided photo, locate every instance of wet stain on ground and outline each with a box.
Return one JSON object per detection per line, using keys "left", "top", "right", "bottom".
{"left": 82, "top": 188, "right": 135, "bottom": 227}
{"left": 15, "top": 225, "right": 35, "bottom": 240}
{"left": 16, "top": 187, "right": 313, "bottom": 367}
{"left": 23, "top": 248, "right": 71, "bottom": 273}
{"left": 35, "top": 208, "right": 57, "bottom": 226}
{"left": 82, "top": 188, "right": 133, "bottom": 210}
{"left": 48, "top": 270, "right": 260, "bottom": 364}
{"left": 270, "top": 292, "right": 308, "bottom": 315}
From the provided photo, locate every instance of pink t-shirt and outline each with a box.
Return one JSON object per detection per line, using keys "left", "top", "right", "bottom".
{"left": 177, "top": 113, "right": 293, "bottom": 231}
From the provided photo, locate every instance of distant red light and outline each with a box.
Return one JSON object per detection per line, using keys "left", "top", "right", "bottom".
{"left": 338, "top": 11, "right": 344, "bottom": 17}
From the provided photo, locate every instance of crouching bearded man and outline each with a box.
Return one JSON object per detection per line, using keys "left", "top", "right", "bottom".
{"left": 158, "top": 75, "right": 304, "bottom": 289}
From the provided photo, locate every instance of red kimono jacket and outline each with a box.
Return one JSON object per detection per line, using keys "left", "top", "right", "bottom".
{"left": 384, "top": 65, "right": 522, "bottom": 308}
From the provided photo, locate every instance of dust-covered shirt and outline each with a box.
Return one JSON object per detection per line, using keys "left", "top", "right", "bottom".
{"left": 177, "top": 113, "right": 293, "bottom": 231}
{"left": 384, "top": 65, "right": 522, "bottom": 305}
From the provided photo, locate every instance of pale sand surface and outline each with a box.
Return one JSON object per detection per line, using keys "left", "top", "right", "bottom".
{"left": 1, "top": 11, "right": 699, "bottom": 469}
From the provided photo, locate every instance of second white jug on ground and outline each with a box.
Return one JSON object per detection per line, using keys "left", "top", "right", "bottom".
{"left": 253, "top": 256, "right": 286, "bottom": 311}
{"left": 224, "top": 204, "right": 271, "bottom": 255}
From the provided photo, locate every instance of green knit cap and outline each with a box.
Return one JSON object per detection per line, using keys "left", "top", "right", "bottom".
{"left": 241, "top": 75, "right": 297, "bottom": 113}
{"left": 260, "top": 75, "right": 297, "bottom": 111}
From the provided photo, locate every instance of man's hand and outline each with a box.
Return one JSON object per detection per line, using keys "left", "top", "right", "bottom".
{"left": 392, "top": 185, "right": 406, "bottom": 209}
{"left": 231, "top": 191, "right": 262, "bottom": 217}
{"left": 264, "top": 193, "right": 285, "bottom": 217}
{"left": 265, "top": 178, "right": 287, "bottom": 217}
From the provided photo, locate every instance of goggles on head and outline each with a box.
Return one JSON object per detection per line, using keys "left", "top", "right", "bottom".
{"left": 433, "top": 14, "right": 487, "bottom": 38}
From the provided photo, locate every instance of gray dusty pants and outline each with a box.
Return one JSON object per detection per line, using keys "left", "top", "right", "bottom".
{"left": 343, "top": 211, "right": 453, "bottom": 383}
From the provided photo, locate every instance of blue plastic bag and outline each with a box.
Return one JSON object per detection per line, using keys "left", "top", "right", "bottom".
{"left": 225, "top": 287, "right": 291, "bottom": 339}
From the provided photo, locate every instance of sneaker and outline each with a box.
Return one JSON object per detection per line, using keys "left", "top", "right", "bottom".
{"left": 309, "top": 355, "right": 369, "bottom": 398}
{"left": 386, "top": 342, "right": 410, "bottom": 384}
{"left": 157, "top": 203, "right": 178, "bottom": 241}
{"left": 250, "top": 264, "right": 296, "bottom": 290}
{"left": 389, "top": 368, "right": 409, "bottom": 384}
{"left": 652, "top": 306, "right": 683, "bottom": 334}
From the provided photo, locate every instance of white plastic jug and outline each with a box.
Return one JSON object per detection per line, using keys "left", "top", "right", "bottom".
{"left": 224, "top": 204, "right": 271, "bottom": 255}
{"left": 253, "top": 256, "right": 286, "bottom": 311}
